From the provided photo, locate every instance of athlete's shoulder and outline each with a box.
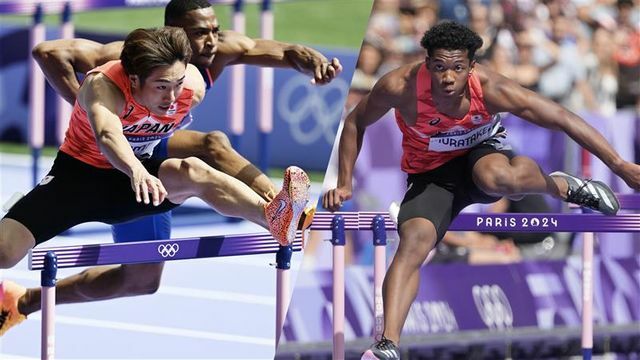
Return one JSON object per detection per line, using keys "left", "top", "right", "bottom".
{"left": 374, "top": 62, "right": 421, "bottom": 98}
{"left": 473, "top": 63, "right": 509, "bottom": 90}
{"left": 214, "top": 30, "right": 253, "bottom": 62}
{"left": 84, "top": 69, "right": 122, "bottom": 93}
{"left": 217, "top": 30, "right": 252, "bottom": 49}
{"left": 78, "top": 70, "right": 125, "bottom": 112}
{"left": 474, "top": 63, "right": 523, "bottom": 97}
{"left": 185, "top": 64, "right": 206, "bottom": 105}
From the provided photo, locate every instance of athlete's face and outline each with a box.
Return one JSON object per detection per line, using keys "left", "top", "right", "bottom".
{"left": 171, "top": 8, "right": 220, "bottom": 68}
{"left": 426, "top": 49, "right": 474, "bottom": 98}
{"left": 131, "top": 61, "right": 187, "bottom": 116}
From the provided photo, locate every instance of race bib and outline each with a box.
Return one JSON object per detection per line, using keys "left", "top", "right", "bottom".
{"left": 128, "top": 137, "right": 162, "bottom": 159}
{"left": 123, "top": 116, "right": 178, "bottom": 159}
{"left": 428, "top": 121, "right": 501, "bottom": 152}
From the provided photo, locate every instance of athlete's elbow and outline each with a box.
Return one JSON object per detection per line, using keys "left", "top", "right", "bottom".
{"left": 31, "top": 43, "right": 50, "bottom": 62}
{"left": 32, "top": 43, "right": 65, "bottom": 69}
{"left": 95, "top": 129, "right": 119, "bottom": 149}
{"left": 343, "top": 117, "right": 362, "bottom": 135}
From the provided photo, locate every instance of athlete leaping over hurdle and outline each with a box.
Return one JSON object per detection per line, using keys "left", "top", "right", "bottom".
{"left": 0, "top": 27, "right": 309, "bottom": 334}
{"left": 323, "top": 21, "right": 640, "bottom": 360}
{"left": 0, "top": 0, "right": 342, "bottom": 337}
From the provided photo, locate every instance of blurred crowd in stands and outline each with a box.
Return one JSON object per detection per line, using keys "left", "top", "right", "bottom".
{"left": 350, "top": 0, "right": 639, "bottom": 117}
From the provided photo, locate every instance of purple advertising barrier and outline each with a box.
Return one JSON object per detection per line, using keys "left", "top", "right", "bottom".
{"left": 281, "top": 256, "right": 640, "bottom": 343}
{"left": 285, "top": 208, "right": 640, "bottom": 359}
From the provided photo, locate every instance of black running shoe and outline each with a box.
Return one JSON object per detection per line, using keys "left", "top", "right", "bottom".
{"left": 550, "top": 171, "right": 620, "bottom": 215}
{"left": 361, "top": 337, "right": 401, "bottom": 360}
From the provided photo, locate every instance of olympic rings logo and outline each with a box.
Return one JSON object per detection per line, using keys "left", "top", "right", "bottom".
{"left": 277, "top": 75, "right": 349, "bottom": 145}
{"left": 157, "top": 243, "right": 180, "bottom": 258}
{"left": 472, "top": 284, "right": 514, "bottom": 330}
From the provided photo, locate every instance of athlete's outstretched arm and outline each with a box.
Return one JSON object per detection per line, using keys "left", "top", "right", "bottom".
{"left": 322, "top": 71, "right": 403, "bottom": 211}
{"left": 213, "top": 30, "right": 342, "bottom": 85}
{"left": 78, "top": 73, "right": 167, "bottom": 205}
{"left": 479, "top": 64, "right": 640, "bottom": 190}
{"left": 32, "top": 39, "right": 123, "bottom": 104}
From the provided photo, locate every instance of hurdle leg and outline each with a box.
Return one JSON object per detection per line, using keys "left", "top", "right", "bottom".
{"left": 229, "top": 0, "right": 246, "bottom": 150}
{"left": 372, "top": 215, "right": 387, "bottom": 339}
{"left": 29, "top": 4, "right": 46, "bottom": 188}
{"left": 257, "top": 0, "right": 274, "bottom": 172}
{"left": 332, "top": 215, "right": 346, "bottom": 360}
{"left": 41, "top": 251, "right": 58, "bottom": 360}
{"left": 582, "top": 231, "right": 594, "bottom": 360}
{"left": 275, "top": 245, "right": 293, "bottom": 347}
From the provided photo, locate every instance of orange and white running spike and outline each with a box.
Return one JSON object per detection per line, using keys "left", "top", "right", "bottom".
{"left": 265, "top": 166, "right": 310, "bottom": 246}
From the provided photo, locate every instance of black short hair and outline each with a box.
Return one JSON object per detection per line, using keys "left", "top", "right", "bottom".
{"left": 121, "top": 27, "right": 192, "bottom": 84}
{"left": 420, "top": 21, "right": 483, "bottom": 61}
{"left": 164, "top": 0, "right": 211, "bottom": 26}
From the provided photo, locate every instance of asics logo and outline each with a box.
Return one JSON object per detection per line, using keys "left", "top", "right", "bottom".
{"left": 157, "top": 243, "right": 180, "bottom": 258}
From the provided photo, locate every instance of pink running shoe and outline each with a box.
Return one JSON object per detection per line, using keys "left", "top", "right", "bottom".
{"left": 265, "top": 166, "right": 310, "bottom": 246}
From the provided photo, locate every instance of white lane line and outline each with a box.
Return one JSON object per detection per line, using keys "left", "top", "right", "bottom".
{"left": 158, "top": 286, "right": 274, "bottom": 305}
{"left": 4, "top": 270, "right": 274, "bottom": 305}
{"left": 28, "top": 313, "right": 273, "bottom": 346}
{"left": 0, "top": 354, "right": 38, "bottom": 360}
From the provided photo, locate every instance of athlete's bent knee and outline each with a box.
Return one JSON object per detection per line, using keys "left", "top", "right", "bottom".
{"left": 204, "top": 131, "right": 232, "bottom": 159}
{"left": 477, "top": 166, "right": 517, "bottom": 195}
{"left": 0, "top": 221, "right": 33, "bottom": 268}
{"left": 179, "top": 157, "right": 211, "bottom": 177}
{"left": 0, "top": 251, "right": 22, "bottom": 269}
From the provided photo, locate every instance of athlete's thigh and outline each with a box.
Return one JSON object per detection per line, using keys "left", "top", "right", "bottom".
{"left": 398, "top": 177, "right": 455, "bottom": 243}
{"left": 4, "top": 155, "right": 110, "bottom": 244}
{"left": 466, "top": 146, "right": 515, "bottom": 203}
{"left": 156, "top": 157, "right": 209, "bottom": 204}
{"left": 98, "top": 158, "right": 180, "bottom": 224}
{"left": 166, "top": 129, "right": 208, "bottom": 158}
{"left": 470, "top": 152, "right": 512, "bottom": 179}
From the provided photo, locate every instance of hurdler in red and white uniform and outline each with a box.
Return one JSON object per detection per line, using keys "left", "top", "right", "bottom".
{"left": 396, "top": 63, "right": 507, "bottom": 173}
{"left": 392, "top": 62, "right": 515, "bottom": 239}
{"left": 61, "top": 60, "right": 194, "bottom": 168}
